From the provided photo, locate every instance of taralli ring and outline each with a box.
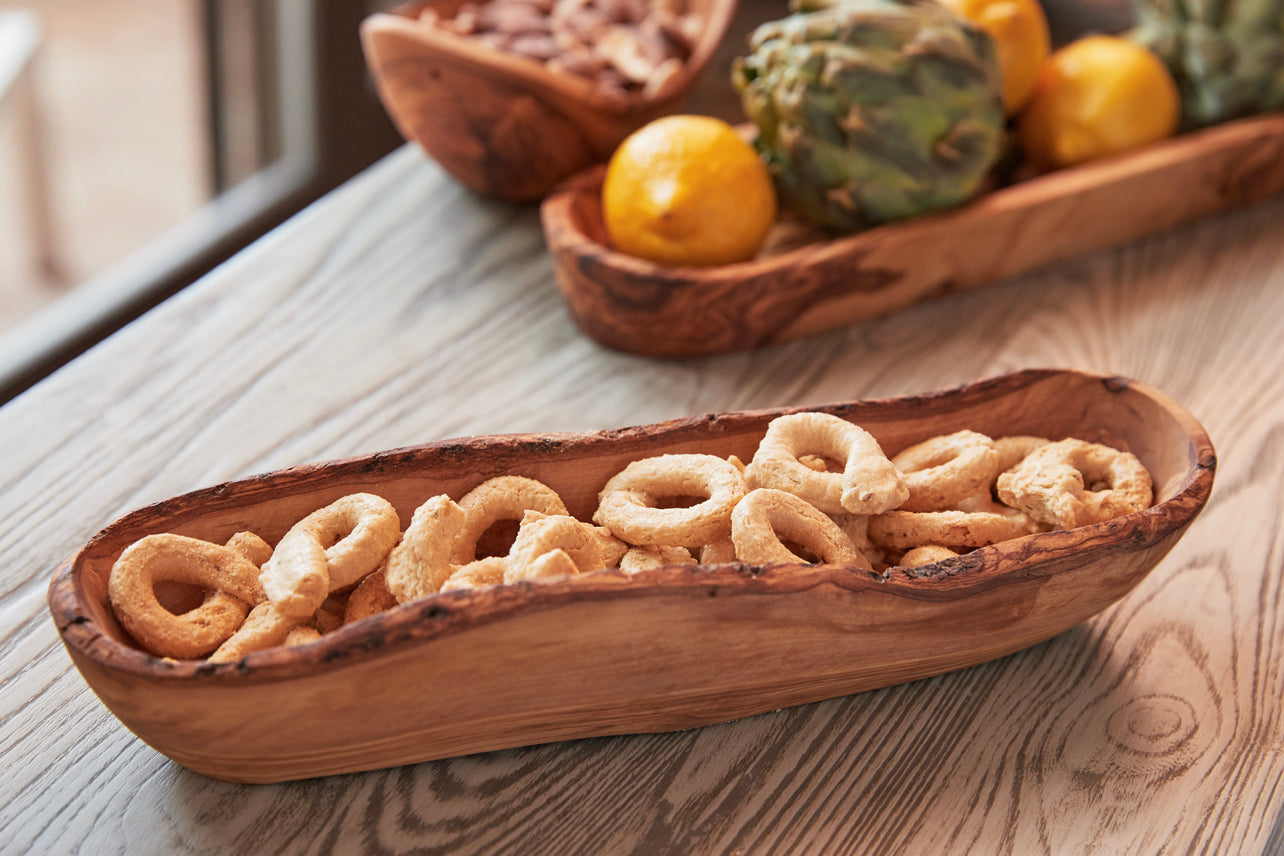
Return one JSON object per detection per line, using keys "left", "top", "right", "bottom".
{"left": 698, "top": 540, "right": 737, "bottom": 565}
{"left": 452, "top": 476, "right": 569, "bottom": 564}
{"left": 744, "top": 412, "right": 908, "bottom": 515}
{"left": 515, "top": 548, "right": 580, "bottom": 581}
{"left": 505, "top": 510, "right": 624, "bottom": 583}
{"left": 993, "top": 435, "right": 1050, "bottom": 474}
{"left": 892, "top": 429, "right": 999, "bottom": 512}
{"left": 224, "top": 530, "right": 273, "bottom": 567}
{"left": 343, "top": 565, "right": 398, "bottom": 624}
{"left": 385, "top": 494, "right": 466, "bottom": 604}
{"left": 441, "top": 556, "right": 508, "bottom": 592}
{"left": 869, "top": 508, "right": 1043, "bottom": 552}
{"left": 593, "top": 453, "right": 747, "bottom": 547}
{"left": 899, "top": 544, "right": 959, "bottom": 569}
{"left": 260, "top": 493, "right": 401, "bottom": 619}
{"left": 619, "top": 544, "right": 696, "bottom": 573}
{"left": 996, "top": 438, "right": 1153, "bottom": 528}
{"left": 107, "top": 533, "right": 266, "bottom": 660}
{"left": 731, "top": 488, "right": 868, "bottom": 568}
{"left": 209, "top": 600, "right": 304, "bottom": 663}
{"left": 828, "top": 511, "right": 884, "bottom": 566}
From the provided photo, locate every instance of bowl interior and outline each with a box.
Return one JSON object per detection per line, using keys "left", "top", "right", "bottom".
{"left": 369, "top": 0, "right": 737, "bottom": 110}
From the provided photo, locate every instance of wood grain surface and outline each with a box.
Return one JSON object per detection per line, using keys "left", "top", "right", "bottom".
{"left": 3, "top": 78, "right": 1284, "bottom": 856}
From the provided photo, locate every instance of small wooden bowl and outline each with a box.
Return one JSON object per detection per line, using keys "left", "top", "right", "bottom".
{"left": 360, "top": 0, "right": 736, "bottom": 202}
{"left": 48, "top": 369, "right": 1214, "bottom": 783}
{"left": 542, "top": 113, "right": 1284, "bottom": 357}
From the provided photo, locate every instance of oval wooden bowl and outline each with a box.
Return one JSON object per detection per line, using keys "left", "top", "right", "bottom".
{"left": 360, "top": 0, "right": 736, "bottom": 202}
{"left": 542, "top": 113, "right": 1284, "bottom": 357}
{"left": 47, "top": 369, "right": 1214, "bottom": 783}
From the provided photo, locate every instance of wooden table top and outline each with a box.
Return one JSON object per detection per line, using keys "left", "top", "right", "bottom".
{"left": 4, "top": 127, "right": 1284, "bottom": 851}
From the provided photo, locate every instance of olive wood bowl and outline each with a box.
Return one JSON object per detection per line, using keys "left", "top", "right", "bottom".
{"left": 359, "top": 0, "right": 736, "bottom": 202}
{"left": 48, "top": 368, "right": 1215, "bottom": 783}
{"left": 542, "top": 113, "right": 1284, "bottom": 357}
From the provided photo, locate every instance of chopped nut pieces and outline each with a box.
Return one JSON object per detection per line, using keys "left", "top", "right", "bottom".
{"left": 419, "top": 0, "right": 700, "bottom": 98}
{"left": 106, "top": 415, "right": 1154, "bottom": 662}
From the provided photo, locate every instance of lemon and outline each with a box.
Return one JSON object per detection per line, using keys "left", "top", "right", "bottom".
{"left": 602, "top": 115, "right": 777, "bottom": 267}
{"left": 938, "top": 0, "right": 1051, "bottom": 114}
{"left": 1017, "top": 35, "right": 1181, "bottom": 171}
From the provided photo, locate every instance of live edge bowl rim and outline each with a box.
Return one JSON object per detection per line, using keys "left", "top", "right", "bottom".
{"left": 47, "top": 368, "right": 1217, "bottom": 687}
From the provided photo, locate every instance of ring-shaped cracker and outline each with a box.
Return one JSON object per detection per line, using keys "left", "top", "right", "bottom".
{"left": 899, "top": 544, "right": 959, "bottom": 568}
{"left": 385, "top": 494, "right": 466, "bottom": 604}
{"left": 994, "top": 435, "right": 1050, "bottom": 474}
{"left": 698, "top": 540, "right": 737, "bottom": 565}
{"left": 504, "top": 511, "right": 622, "bottom": 583}
{"left": 209, "top": 601, "right": 300, "bottom": 663}
{"left": 224, "top": 530, "right": 273, "bottom": 567}
{"left": 744, "top": 412, "right": 908, "bottom": 515}
{"left": 343, "top": 564, "right": 398, "bottom": 624}
{"left": 509, "top": 548, "right": 580, "bottom": 582}
{"left": 893, "top": 430, "right": 999, "bottom": 512}
{"left": 107, "top": 533, "right": 266, "bottom": 660}
{"left": 441, "top": 556, "right": 508, "bottom": 592}
{"left": 285, "top": 626, "right": 322, "bottom": 647}
{"left": 731, "top": 488, "right": 868, "bottom": 568}
{"left": 869, "top": 509, "right": 1043, "bottom": 551}
{"left": 828, "top": 511, "right": 885, "bottom": 567}
{"left": 619, "top": 544, "right": 696, "bottom": 573}
{"left": 996, "top": 438, "right": 1153, "bottom": 529}
{"left": 593, "top": 453, "right": 747, "bottom": 547}
{"left": 261, "top": 493, "right": 400, "bottom": 619}
{"left": 452, "top": 476, "right": 569, "bottom": 564}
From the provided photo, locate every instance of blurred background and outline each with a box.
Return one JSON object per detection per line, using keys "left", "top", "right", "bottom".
{"left": 0, "top": 0, "right": 1130, "bottom": 401}
{"left": 0, "top": 0, "right": 405, "bottom": 398}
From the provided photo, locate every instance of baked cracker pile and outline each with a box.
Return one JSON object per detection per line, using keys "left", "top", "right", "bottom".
{"left": 106, "top": 411, "right": 1152, "bottom": 662}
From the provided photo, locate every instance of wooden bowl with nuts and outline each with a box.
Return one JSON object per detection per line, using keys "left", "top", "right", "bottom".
{"left": 360, "top": 0, "right": 735, "bottom": 202}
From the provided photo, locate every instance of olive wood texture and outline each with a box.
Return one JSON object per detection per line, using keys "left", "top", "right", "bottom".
{"left": 47, "top": 369, "right": 1213, "bottom": 783}
{"left": 542, "top": 113, "right": 1284, "bottom": 357}
{"left": 360, "top": 0, "right": 735, "bottom": 202}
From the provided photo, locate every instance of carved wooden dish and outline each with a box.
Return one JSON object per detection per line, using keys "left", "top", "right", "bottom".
{"left": 360, "top": 0, "right": 735, "bottom": 202}
{"left": 48, "top": 369, "right": 1214, "bottom": 783}
{"left": 542, "top": 113, "right": 1284, "bottom": 357}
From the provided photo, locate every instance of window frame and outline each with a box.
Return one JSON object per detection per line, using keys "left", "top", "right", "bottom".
{"left": 0, "top": 0, "right": 403, "bottom": 402}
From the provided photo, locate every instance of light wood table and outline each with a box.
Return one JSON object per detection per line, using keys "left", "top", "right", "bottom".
{"left": 3, "top": 132, "right": 1283, "bottom": 852}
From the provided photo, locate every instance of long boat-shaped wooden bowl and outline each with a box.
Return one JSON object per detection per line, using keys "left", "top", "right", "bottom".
{"left": 48, "top": 369, "right": 1215, "bottom": 783}
{"left": 542, "top": 113, "right": 1284, "bottom": 357}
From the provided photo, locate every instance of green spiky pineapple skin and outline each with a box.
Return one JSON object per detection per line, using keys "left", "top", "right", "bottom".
{"left": 732, "top": 0, "right": 1005, "bottom": 233}
{"left": 1133, "top": 0, "right": 1284, "bottom": 126}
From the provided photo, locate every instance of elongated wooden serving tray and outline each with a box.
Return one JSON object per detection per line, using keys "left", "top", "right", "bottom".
{"left": 542, "top": 113, "right": 1284, "bottom": 357}
{"left": 48, "top": 369, "right": 1214, "bottom": 783}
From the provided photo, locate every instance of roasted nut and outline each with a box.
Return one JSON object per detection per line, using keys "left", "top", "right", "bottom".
{"left": 417, "top": 0, "right": 698, "bottom": 97}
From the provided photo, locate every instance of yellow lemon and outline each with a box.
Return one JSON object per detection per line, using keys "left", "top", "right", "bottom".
{"left": 939, "top": 0, "right": 1051, "bottom": 114}
{"left": 1017, "top": 35, "right": 1181, "bottom": 171}
{"left": 602, "top": 115, "right": 777, "bottom": 267}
